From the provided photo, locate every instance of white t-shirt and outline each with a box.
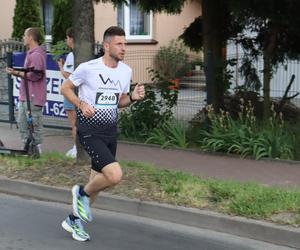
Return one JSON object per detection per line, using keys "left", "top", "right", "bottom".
{"left": 63, "top": 52, "right": 74, "bottom": 73}
{"left": 69, "top": 57, "right": 132, "bottom": 128}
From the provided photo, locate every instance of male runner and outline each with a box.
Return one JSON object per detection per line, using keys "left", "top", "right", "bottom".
{"left": 60, "top": 26, "right": 145, "bottom": 241}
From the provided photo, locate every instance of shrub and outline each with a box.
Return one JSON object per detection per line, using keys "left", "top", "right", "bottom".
{"left": 12, "top": 0, "right": 43, "bottom": 39}
{"left": 145, "top": 118, "right": 189, "bottom": 148}
{"left": 119, "top": 85, "right": 162, "bottom": 140}
{"left": 50, "top": 40, "right": 70, "bottom": 61}
{"left": 52, "top": 0, "right": 73, "bottom": 45}
{"left": 200, "top": 100, "right": 295, "bottom": 160}
{"left": 155, "top": 39, "right": 190, "bottom": 80}
{"left": 119, "top": 71, "right": 179, "bottom": 140}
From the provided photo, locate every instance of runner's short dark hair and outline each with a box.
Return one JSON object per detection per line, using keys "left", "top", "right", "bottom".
{"left": 103, "top": 26, "right": 125, "bottom": 42}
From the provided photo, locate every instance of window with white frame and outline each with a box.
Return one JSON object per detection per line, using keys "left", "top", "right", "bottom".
{"left": 117, "top": 0, "right": 153, "bottom": 40}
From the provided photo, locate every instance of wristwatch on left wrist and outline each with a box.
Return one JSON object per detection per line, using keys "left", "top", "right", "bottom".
{"left": 129, "top": 94, "right": 136, "bottom": 103}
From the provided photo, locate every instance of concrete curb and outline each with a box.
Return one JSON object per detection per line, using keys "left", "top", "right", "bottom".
{"left": 0, "top": 176, "right": 299, "bottom": 249}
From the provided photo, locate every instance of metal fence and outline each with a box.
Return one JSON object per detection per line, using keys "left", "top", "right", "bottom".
{"left": 123, "top": 49, "right": 206, "bottom": 123}
{"left": 227, "top": 53, "right": 300, "bottom": 108}
{"left": 124, "top": 50, "right": 156, "bottom": 84}
{"left": 0, "top": 40, "right": 25, "bottom": 124}
{"left": 0, "top": 39, "right": 205, "bottom": 128}
{"left": 0, "top": 39, "right": 25, "bottom": 58}
{"left": 4, "top": 40, "right": 296, "bottom": 125}
{"left": 0, "top": 39, "right": 25, "bottom": 101}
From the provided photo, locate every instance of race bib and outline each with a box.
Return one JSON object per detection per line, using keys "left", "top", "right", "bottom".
{"left": 95, "top": 92, "right": 119, "bottom": 107}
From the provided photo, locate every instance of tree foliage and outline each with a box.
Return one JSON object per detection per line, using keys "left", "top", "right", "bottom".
{"left": 134, "top": 0, "right": 185, "bottom": 13}
{"left": 97, "top": 0, "right": 185, "bottom": 13}
{"left": 12, "top": 0, "right": 42, "bottom": 39}
{"left": 231, "top": 0, "right": 300, "bottom": 68}
{"left": 229, "top": 0, "right": 300, "bottom": 119}
{"left": 179, "top": 16, "right": 202, "bottom": 52}
{"left": 177, "top": 0, "right": 300, "bottom": 117}
{"left": 52, "top": 0, "right": 73, "bottom": 45}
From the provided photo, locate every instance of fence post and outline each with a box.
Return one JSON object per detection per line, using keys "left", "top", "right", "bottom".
{"left": 6, "top": 52, "right": 15, "bottom": 124}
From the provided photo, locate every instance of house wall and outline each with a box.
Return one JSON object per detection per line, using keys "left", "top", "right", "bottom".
{"left": 0, "top": 0, "right": 15, "bottom": 40}
{"left": 94, "top": 2, "right": 117, "bottom": 42}
{"left": 94, "top": 1, "right": 202, "bottom": 83}
{"left": 155, "top": 1, "right": 201, "bottom": 48}
{"left": 94, "top": 1, "right": 201, "bottom": 50}
{"left": 1, "top": 1, "right": 201, "bottom": 47}
{"left": 0, "top": 1, "right": 201, "bottom": 83}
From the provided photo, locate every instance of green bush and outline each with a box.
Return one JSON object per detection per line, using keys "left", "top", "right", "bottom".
{"left": 50, "top": 40, "right": 70, "bottom": 61}
{"left": 145, "top": 118, "right": 188, "bottom": 148}
{"left": 12, "top": 0, "right": 43, "bottom": 39}
{"left": 179, "top": 16, "right": 202, "bottom": 52}
{"left": 119, "top": 85, "right": 161, "bottom": 140}
{"left": 155, "top": 39, "right": 190, "bottom": 80}
{"left": 52, "top": 0, "right": 73, "bottom": 45}
{"left": 287, "top": 119, "right": 300, "bottom": 160}
{"left": 200, "top": 101, "right": 295, "bottom": 160}
{"left": 119, "top": 70, "right": 179, "bottom": 141}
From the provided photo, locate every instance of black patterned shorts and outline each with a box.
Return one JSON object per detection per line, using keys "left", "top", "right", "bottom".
{"left": 77, "top": 125, "right": 117, "bottom": 172}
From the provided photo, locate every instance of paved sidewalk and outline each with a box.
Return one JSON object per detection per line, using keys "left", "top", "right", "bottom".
{"left": 1, "top": 122, "right": 300, "bottom": 187}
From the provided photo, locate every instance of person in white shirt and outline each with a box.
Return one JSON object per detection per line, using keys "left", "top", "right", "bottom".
{"left": 60, "top": 26, "right": 145, "bottom": 241}
{"left": 58, "top": 27, "right": 77, "bottom": 158}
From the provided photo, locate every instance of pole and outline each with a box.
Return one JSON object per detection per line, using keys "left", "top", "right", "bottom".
{"left": 6, "top": 52, "right": 15, "bottom": 126}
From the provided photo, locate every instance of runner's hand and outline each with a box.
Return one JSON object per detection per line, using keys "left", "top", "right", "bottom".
{"left": 131, "top": 83, "right": 145, "bottom": 101}
{"left": 80, "top": 101, "right": 96, "bottom": 118}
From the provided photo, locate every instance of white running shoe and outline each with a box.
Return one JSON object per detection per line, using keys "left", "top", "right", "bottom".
{"left": 66, "top": 145, "right": 77, "bottom": 158}
{"left": 72, "top": 185, "right": 92, "bottom": 222}
{"left": 37, "top": 144, "right": 42, "bottom": 154}
{"left": 62, "top": 216, "right": 90, "bottom": 241}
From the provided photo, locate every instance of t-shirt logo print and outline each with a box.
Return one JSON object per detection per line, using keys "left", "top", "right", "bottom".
{"left": 99, "top": 74, "right": 121, "bottom": 87}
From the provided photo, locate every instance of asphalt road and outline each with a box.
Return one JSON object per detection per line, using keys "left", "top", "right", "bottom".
{"left": 0, "top": 193, "right": 293, "bottom": 250}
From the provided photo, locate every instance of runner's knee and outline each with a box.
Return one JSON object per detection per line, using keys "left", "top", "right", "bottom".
{"left": 103, "top": 164, "right": 123, "bottom": 185}
{"left": 106, "top": 171, "right": 122, "bottom": 185}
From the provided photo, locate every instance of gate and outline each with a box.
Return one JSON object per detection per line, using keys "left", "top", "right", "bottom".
{"left": 0, "top": 39, "right": 25, "bottom": 124}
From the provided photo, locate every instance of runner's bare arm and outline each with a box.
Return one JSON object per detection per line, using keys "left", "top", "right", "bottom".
{"left": 61, "top": 79, "right": 95, "bottom": 118}
{"left": 118, "top": 83, "right": 145, "bottom": 108}
{"left": 118, "top": 93, "right": 134, "bottom": 108}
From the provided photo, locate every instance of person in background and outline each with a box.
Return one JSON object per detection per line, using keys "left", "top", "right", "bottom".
{"left": 6, "top": 27, "right": 47, "bottom": 154}
{"left": 58, "top": 27, "right": 77, "bottom": 158}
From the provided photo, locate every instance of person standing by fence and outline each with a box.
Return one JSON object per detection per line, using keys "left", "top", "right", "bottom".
{"left": 6, "top": 27, "right": 46, "bottom": 153}
{"left": 57, "top": 27, "right": 77, "bottom": 158}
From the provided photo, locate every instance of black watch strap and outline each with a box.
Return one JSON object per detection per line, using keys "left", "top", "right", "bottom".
{"left": 129, "top": 94, "right": 136, "bottom": 102}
